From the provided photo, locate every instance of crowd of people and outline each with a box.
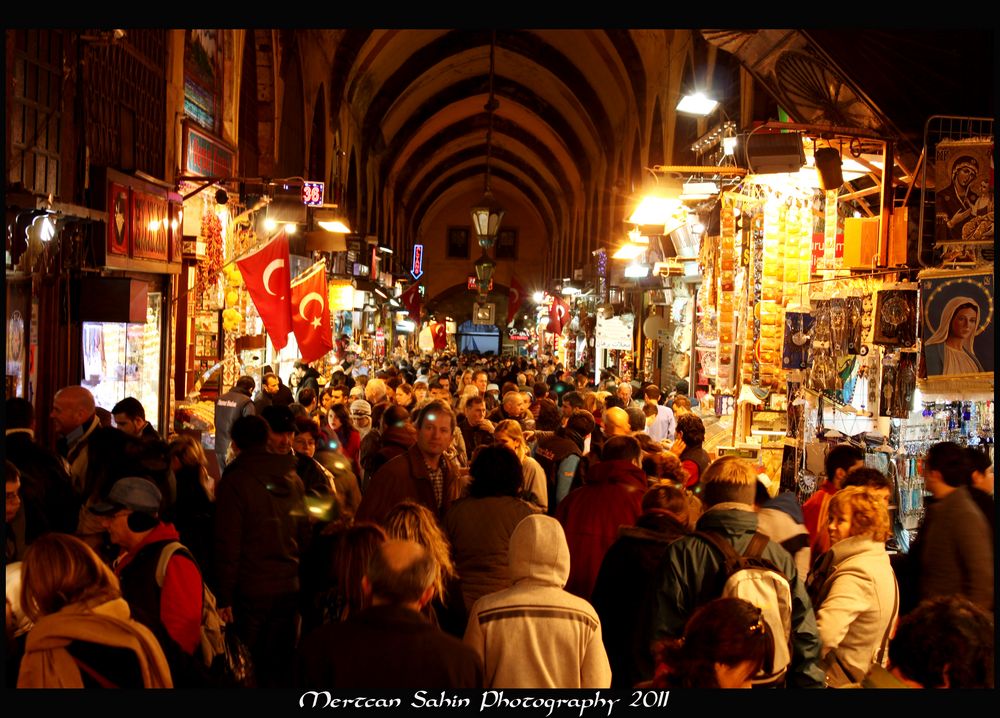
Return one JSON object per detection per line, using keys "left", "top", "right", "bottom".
{"left": 4, "top": 349, "right": 995, "bottom": 690}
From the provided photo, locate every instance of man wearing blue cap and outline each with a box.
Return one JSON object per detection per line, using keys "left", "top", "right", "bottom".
{"left": 92, "top": 476, "right": 205, "bottom": 684}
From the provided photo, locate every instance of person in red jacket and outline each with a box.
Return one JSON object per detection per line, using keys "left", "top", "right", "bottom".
{"left": 91, "top": 476, "right": 204, "bottom": 685}
{"left": 555, "top": 435, "right": 647, "bottom": 600}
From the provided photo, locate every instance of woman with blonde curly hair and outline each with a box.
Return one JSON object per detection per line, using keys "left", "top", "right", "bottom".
{"left": 813, "top": 486, "right": 899, "bottom": 685}
{"left": 17, "top": 533, "right": 172, "bottom": 688}
{"left": 382, "top": 501, "right": 466, "bottom": 636}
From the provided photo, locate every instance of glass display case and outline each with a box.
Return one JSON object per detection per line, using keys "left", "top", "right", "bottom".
{"left": 81, "top": 292, "right": 163, "bottom": 431}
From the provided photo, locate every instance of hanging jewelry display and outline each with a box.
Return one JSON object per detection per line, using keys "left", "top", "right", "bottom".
{"left": 867, "top": 348, "right": 881, "bottom": 413}
{"left": 782, "top": 311, "right": 814, "bottom": 370}
{"left": 893, "top": 351, "right": 918, "bottom": 418}
{"left": 845, "top": 294, "right": 866, "bottom": 355}
{"left": 828, "top": 296, "right": 849, "bottom": 355}
{"left": 873, "top": 287, "right": 919, "bottom": 347}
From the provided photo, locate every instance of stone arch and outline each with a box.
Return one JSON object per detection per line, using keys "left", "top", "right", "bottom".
{"left": 308, "top": 85, "right": 326, "bottom": 184}
{"left": 649, "top": 96, "right": 665, "bottom": 167}
{"left": 238, "top": 32, "right": 261, "bottom": 177}
{"left": 276, "top": 42, "right": 305, "bottom": 177}
{"left": 346, "top": 148, "right": 359, "bottom": 231}
{"left": 250, "top": 30, "right": 276, "bottom": 177}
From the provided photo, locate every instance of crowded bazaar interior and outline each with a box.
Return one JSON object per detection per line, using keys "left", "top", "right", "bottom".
{"left": 3, "top": 28, "right": 995, "bottom": 696}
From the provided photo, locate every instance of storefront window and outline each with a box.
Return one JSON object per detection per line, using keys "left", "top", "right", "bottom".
{"left": 81, "top": 292, "right": 163, "bottom": 431}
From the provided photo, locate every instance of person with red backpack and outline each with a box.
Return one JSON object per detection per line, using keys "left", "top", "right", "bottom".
{"left": 649, "top": 456, "right": 825, "bottom": 688}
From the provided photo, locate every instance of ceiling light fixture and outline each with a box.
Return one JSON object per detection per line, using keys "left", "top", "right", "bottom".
{"left": 470, "top": 31, "right": 504, "bottom": 249}
{"left": 676, "top": 92, "right": 719, "bottom": 116}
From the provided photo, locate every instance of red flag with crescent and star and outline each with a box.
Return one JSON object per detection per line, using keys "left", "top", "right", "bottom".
{"left": 400, "top": 283, "right": 423, "bottom": 322}
{"left": 506, "top": 275, "right": 525, "bottom": 325}
{"left": 547, "top": 295, "right": 572, "bottom": 335}
{"left": 290, "top": 260, "right": 334, "bottom": 363}
{"left": 235, "top": 233, "right": 292, "bottom": 351}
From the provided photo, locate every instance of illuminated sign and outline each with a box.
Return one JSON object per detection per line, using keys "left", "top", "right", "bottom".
{"left": 182, "top": 122, "right": 235, "bottom": 178}
{"left": 302, "top": 181, "right": 325, "bottom": 206}
{"left": 467, "top": 275, "right": 494, "bottom": 291}
{"left": 411, "top": 244, "right": 424, "bottom": 279}
{"left": 509, "top": 333, "right": 530, "bottom": 341}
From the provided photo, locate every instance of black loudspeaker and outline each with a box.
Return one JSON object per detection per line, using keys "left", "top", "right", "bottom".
{"left": 814, "top": 147, "right": 845, "bottom": 190}
{"left": 742, "top": 133, "right": 806, "bottom": 174}
{"left": 127, "top": 511, "right": 159, "bottom": 532}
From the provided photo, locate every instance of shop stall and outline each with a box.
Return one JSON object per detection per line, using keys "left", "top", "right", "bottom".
{"left": 687, "top": 127, "right": 994, "bottom": 553}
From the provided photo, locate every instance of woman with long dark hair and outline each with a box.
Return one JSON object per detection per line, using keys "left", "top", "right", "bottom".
{"left": 327, "top": 403, "right": 362, "bottom": 473}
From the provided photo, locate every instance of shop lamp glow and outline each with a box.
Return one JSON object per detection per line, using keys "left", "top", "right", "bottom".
{"left": 532, "top": 291, "right": 545, "bottom": 303}
{"left": 624, "top": 262, "right": 650, "bottom": 278}
{"left": 681, "top": 181, "right": 719, "bottom": 201}
{"left": 612, "top": 243, "right": 645, "bottom": 260}
{"left": 676, "top": 92, "right": 718, "bottom": 116}
{"left": 315, "top": 212, "right": 351, "bottom": 233}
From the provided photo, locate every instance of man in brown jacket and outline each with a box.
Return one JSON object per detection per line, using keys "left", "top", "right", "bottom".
{"left": 356, "top": 400, "right": 465, "bottom": 525}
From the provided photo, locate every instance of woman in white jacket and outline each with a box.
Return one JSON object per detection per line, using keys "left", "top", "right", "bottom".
{"left": 814, "top": 486, "right": 899, "bottom": 684}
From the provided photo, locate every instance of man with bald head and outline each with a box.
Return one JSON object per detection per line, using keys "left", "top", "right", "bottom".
{"left": 295, "top": 539, "right": 483, "bottom": 688}
{"left": 50, "top": 385, "right": 101, "bottom": 496}
{"left": 603, "top": 406, "right": 632, "bottom": 439}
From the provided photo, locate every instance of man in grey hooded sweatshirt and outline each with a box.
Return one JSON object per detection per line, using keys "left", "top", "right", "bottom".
{"left": 463, "top": 513, "right": 611, "bottom": 688}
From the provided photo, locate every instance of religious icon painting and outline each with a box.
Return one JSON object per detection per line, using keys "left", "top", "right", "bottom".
{"left": 919, "top": 268, "right": 994, "bottom": 379}
{"left": 934, "top": 139, "right": 994, "bottom": 247}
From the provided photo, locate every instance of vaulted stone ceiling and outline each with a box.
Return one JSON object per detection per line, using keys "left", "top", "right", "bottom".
{"left": 311, "top": 29, "right": 686, "bottom": 278}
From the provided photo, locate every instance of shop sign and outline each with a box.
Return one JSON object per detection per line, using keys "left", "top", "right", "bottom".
{"left": 131, "top": 190, "right": 169, "bottom": 261}
{"left": 352, "top": 262, "right": 369, "bottom": 277}
{"left": 509, "top": 332, "right": 530, "bottom": 341}
{"left": 182, "top": 121, "right": 235, "bottom": 178}
{"left": 375, "top": 327, "right": 385, "bottom": 344}
{"left": 467, "top": 275, "right": 494, "bottom": 291}
{"left": 104, "top": 170, "right": 181, "bottom": 268}
{"left": 595, "top": 315, "right": 633, "bottom": 350}
{"left": 370, "top": 246, "right": 379, "bottom": 281}
{"left": 411, "top": 244, "right": 424, "bottom": 279}
{"left": 302, "top": 181, "right": 325, "bottom": 206}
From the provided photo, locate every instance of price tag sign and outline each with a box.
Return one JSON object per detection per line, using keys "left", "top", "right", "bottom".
{"left": 302, "top": 181, "right": 325, "bottom": 207}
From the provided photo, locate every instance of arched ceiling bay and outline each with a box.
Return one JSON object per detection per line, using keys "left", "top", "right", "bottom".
{"left": 327, "top": 29, "right": 648, "bottom": 257}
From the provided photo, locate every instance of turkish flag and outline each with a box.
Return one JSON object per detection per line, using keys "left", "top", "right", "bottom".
{"left": 236, "top": 233, "right": 292, "bottom": 351}
{"left": 400, "top": 283, "right": 422, "bottom": 321}
{"left": 431, "top": 321, "right": 448, "bottom": 350}
{"left": 506, "top": 275, "right": 525, "bottom": 325}
{"left": 290, "top": 260, "right": 334, "bottom": 363}
{"left": 547, "top": 296, "right": 571, "bottom": 335}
